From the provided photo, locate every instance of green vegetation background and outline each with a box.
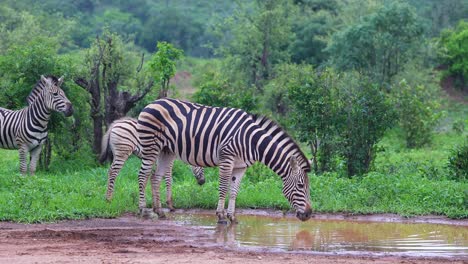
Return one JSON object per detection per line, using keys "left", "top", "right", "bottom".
{"left": 1, "top": 113, "right": 466, "bottom": 223}
{"left": 0, "top": 0, "right": 467, "bottom": 222}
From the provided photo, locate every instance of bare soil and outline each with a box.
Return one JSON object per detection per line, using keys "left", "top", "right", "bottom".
{"left": 1, "top": 211, "right": 466, "bottom": 264}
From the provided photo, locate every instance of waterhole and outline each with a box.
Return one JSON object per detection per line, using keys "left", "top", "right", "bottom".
{"left": 169, "top": 212, "right": 467, "bottom": 257}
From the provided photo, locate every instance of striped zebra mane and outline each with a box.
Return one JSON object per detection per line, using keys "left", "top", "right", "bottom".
{"left": 251, "top": 114, "right": 311, "bottom": 173}
{"left": 26, "top": 75, "right": 60, "bottom": 105}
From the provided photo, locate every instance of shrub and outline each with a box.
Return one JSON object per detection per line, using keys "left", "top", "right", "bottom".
{"left": 192, "top": 65, "right": 257, "bottom": 112}
{"left": 447, "top": 138, "right": 468, "bottom": 181}
{"left": 438, "top": 20, "right": 468, "bottom": 91}
{"left": 337, "top": 72, "right": 396, "bottom": 176}
{"left": 393, "top": 80, "right": 441, "bottom": 148}
{"left": 287, "top": 66, "right": 341, "bottom": 173}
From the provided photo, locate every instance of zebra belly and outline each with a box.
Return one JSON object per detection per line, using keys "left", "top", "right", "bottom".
{"left": 24, "top": 132, "right": 48, "bottom": 150}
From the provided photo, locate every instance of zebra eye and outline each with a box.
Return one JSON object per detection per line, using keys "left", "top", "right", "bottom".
{"left": 53, "top": 92, "right": 58, "bottom": 96}
{"left": 298, "top": 183, "right": 304, "bottom": 189}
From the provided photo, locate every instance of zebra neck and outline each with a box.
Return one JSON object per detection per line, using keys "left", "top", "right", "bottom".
{"left": 255, "top": 133, "right": 291, "bottom": 178}
{"left": 27, "top": 99, "right": 52, "bottom": 128}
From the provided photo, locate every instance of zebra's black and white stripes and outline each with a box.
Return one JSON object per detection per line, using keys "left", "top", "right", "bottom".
{"left": 0, "top": 75, "right": 73, "bottom": 175}
{"left": 100, "top": 117, "right": 205, "bottom": 211}
{"left": 136, "top": 98, "right": 312, "bottom": 223}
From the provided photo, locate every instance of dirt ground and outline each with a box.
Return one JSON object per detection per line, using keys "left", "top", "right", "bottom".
{"left": 0, "top": 212, "right": 466, "bottom": 264}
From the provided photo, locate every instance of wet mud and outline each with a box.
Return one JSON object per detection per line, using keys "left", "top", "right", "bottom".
{"left": 0, "top": 210, "right": 466, "bottom": 264}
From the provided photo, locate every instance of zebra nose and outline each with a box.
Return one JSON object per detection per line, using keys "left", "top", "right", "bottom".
{"left": 296, "top": 204, "right": 312, "bottom": 221}
{"left": 197, "top": 178, "right": 206, "bottom": 185}
{"left": 64, "top": 103, "right": 73, "bottom": 117}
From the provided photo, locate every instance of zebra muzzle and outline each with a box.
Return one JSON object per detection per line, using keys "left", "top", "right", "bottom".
{"left": 63, "top": 103, "right": 73, "bottom": 117}
{"left": 296, "top": 205, "right": 312, "bottom": 221}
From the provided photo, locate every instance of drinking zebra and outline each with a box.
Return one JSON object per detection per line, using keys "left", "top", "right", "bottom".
{"left": 136, "top": 98, "right": 312, "bottom": 223}
{"left": 100, "top": 117, "right": 205, "bottom": 211}
{"left": 0, "top": 75, "right": 73, "bottom": 175}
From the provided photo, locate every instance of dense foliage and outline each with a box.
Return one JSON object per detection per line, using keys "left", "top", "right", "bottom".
{"left": 393, "top": 80, "right": 441, "bottom": 148}
{"left": 439, "top": 20, "right": 468, "bottom": 90}
{"left": 447, "top": 138, "right": 468, "bottom": 181}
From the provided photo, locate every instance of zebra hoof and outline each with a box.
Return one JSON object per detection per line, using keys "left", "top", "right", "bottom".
{"left": 154, "top": 209, "right": 166, "bottom": 219}
{"left": 157, "top": 213, "right": 167, "bottom": 219}
{"left": 166, "top": 201, "right": 175, "bottom": 212}
{"left": 217, "top": 219, "right": 228, "bottom": 225}
{"left": 138, "top": 208, "right": 153, "bottom": 218}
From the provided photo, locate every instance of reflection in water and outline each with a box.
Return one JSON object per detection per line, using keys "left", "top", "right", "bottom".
{"left": 171, "top": 213, "right": 468, "bottom": 257}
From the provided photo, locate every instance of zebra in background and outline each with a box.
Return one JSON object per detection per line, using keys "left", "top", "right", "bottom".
{"left": 136, "top": 98, "right": 312, "bottom": 224}
{"left": 100, "top": 117, "right": 205, "bottom": 211}
{"left": 0, "top": 75, "right": 73, "bottom": 175}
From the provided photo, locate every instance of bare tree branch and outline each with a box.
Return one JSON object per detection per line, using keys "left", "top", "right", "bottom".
{"left": 136, "top": 53, "right": 145, "bottom": 73}
{"left": 130, "top": 80, "right": 154, "bottom": 103}
{"left": 74, "top": 78, "right": 90, "bottom": 91}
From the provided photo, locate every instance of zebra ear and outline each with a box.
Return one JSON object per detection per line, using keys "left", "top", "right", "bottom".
{"left": 58, "top": 76, "right": 64, "bottom": 86}
{"left": 40, "top": 75, "right": 48, "bottom": 84}
{"left": 289, "top": 156, "right": 299, "bottom": 171}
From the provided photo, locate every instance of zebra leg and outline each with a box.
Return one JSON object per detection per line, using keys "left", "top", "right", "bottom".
{"left": 216, "top": 162, "right": 234, "bottom": 224}
{"left": 18, "top": 145, "right": 28, "bottom": 175}
{"left": 164, "top": 158, "right": 175, "bottom": 212}
{"left": 150, "top": 153, "right": 174, "bottom": 218}
{"left": 29, "top": 144, "right": 43, "bottom": 176}
{"left": 138, "top": 156, "right": 158, "bottom": 214}
{"left": 106, "top": 151, "right": 131, "bottom": 201}
{"left": 226, "top": 167, "right": 247, "bottom": 224}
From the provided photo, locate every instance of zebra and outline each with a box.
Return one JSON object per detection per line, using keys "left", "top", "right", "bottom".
{"left": 136, "top": 98, "right": 312, "bottom": 223}
{"left": 99, "top": 117, "right": 205, "bottom": 211}
{"left": 0, "top": 75, "right": 73, "bottom": 175}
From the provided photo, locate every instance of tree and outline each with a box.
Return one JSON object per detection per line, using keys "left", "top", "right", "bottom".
{"left": 192, "top": 61, "right": 257, "bottom": 112}
{"left": 393, "top": 80, "right": 441, "bottom": 148}
{"left": 138, "top": 6, "right": 203, "bottom": 55}
{"left": 74, "top": 31, "right": 154, "bottom": 155}
{"left": 148, "top": 41, "right": 184, "bottom": 99}
{"left": 289, "top": 0, "right": 338, "bottom": 65}
{"left": 288, "top": 65, "right": 341, "bottom": 173}
{"left": 288, "top": 68, "right": 396, "bottom": 176}
{"left": 337, "top": 73, "right": 396, "bottom": 176}
{"left": 408, "top": 0, "right": 468, "bottom": 37}
{"left": 327, "top": 2, "right": 425, "bottom": 86}
{"left": 439, "top": 20, "right": 468, "bottom": 90}
{"left": 216, "top": 0, "right": 296, "bottom": 90}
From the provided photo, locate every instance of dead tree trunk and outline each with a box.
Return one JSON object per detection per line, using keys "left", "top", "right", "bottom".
{"left": 75, "top": 35, "right": 154, "bottom": 156}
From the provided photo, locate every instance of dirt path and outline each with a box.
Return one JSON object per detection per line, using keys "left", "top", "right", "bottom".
{"left": 0, "top": 213, "right": 466, "bottom": 264}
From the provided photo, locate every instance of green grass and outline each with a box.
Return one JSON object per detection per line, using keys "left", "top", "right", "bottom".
{"left": 0, "top": 104, "right": 467, "bottom": 222}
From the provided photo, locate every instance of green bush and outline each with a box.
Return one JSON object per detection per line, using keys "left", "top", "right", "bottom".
{"left": 192, "top": 64, "right": 258, "bottom": 112}
{"left": 393, "top": 80, "right": 441, "bottom": 148}
{"left": 287, "top": 66, "right": 341, "bottom": 173}
{"left": 439, "top": 20, "right": 468, "bottom": 90}
{"left": 447, "top": 138, "right": 468, "bottom": 181}
{"left": 337, "top": 72, "right": 396, "bottom": 176}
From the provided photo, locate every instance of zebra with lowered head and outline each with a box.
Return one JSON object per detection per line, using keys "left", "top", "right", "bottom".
{"left": 100, "top": 117, "right": 205, "bottom": 211}
{"left": 136, "top": 98, "right": 312, "bottom": 224}
{"left": 0, "top": 75, "right": 73, "bottom": 175}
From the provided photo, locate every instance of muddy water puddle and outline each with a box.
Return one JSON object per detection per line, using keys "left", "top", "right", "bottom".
{"left": 168, "top": 212, "right": 468, "bottom": 257}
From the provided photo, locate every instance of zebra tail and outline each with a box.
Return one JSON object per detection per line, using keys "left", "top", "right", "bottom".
{"left": 99, "top": 126, "right": 113, "bottom": 164}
